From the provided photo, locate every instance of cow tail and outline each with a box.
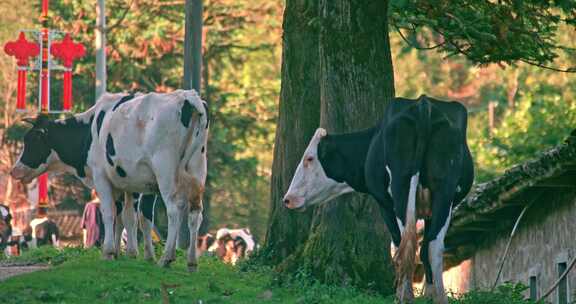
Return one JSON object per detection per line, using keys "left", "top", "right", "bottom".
{"left": 394, "top": 98, "right": 429, "bottom": 289}
{"left": 394, "top": 172, "right": 419, "bottom": 289}
{"left": 179, "top": 98, "right": 209, "bottom": 174}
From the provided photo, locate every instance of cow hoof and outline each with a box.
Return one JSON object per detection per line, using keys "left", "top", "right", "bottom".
{"left": 144, "top": 253, "right": 156, "bottom": 262}
{"left": 102, "top": 252, "right": 116, "bottom": 260}
{"left": 433, "top": 294, "right": 449, "bottom": 304}
{"left": 422, "top": 284, "right": 435, "bottom": 299}
{"left": 187, "top": 263, "right": 198, "bottom": 272}
{"left": 158, "top": 256, "right": 174, "bottom": 268}
{"left": 126, "top": 249, "right": 139, "bottom": 258}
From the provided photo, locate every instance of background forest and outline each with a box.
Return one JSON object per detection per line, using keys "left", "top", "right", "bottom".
{"left": 0, "top": 0, "right": 574, "bottom": 243}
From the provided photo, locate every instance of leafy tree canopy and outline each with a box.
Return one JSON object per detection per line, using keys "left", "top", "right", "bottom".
{"left": 390, "top": 0, "right": 576, "bottom": 71}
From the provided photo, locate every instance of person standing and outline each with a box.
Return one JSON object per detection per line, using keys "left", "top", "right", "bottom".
{"left": 81, "top": 190, "right": 104, "bottom": 248}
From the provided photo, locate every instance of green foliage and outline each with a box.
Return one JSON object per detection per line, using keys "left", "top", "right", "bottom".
{"left": 453, "top": 283, "right": 540, "bottom": 304}
{"left": 470, "top": 89, "right": 576, "bottom": 181}
{"left": 390, "top": 0, "right": 576, "bottom": 68}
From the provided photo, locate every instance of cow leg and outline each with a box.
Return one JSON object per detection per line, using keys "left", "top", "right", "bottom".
{"left": 93, "top": 177, "right": 118, "bottom": 260}
{"left": 139, "top": 194, "right": 156, "bottom": 262}
{"left": 122, "top": 193, "right": 139, "bottom": 258}
{"left": 187, "top": 207, "right": 202, "bottom": 272}
{"left": 391, "top": 173, "right": 419, "bottom": 304}
{"left": 114, "top": 206, "right": 123, "bottom": 257}
{"left": 421, "top": 219, "right": 435, "bottom": 299}
{"left": 157, "top": 197, "right": 185, "bottom": 267}
{"left": 427, "top": 206, "right": 451, "bottom": 304}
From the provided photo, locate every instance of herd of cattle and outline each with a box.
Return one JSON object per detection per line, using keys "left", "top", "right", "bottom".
{"left": 9, "top": 90, "right": 472, "bottom": 304}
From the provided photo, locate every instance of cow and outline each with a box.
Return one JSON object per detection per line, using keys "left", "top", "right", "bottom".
{"left": 197, "top": 233, "right": 215, "bottom": 256}
{"left": 26, "top": 214, "right": 60, "bottom": 248}
{"left": 208, "top": 228, "right": 257, "bottom": 264}
{"left": 282, "top": 96, "right": 474, "bottom": 304}
{"left": 10, "top": 89, "right": 209, "bottom": 271}
{"left": 0, "top": 204, "right": 13, "bottom": 251}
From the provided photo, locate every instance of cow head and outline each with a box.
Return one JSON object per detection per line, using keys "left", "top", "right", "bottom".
{"left": 283, "top": 128, "right": 353, "bottom": 211}
{"left": 11, "top": 115, "right": 54, "bottom": 184}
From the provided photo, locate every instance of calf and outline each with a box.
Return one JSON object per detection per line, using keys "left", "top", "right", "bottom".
{"left": 11, "top": 90, "right": 209, "bottom": 271}
{"left": 209, "top": 228, "right": 256, "bottom": 264}
{"left": 28, "top": 216, "right": 60, "bottom": 248}
{"left": 283, "top": 96, "right": 473, "bottom": 303}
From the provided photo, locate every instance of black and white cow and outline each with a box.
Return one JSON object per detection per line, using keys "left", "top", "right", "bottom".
{"left": 10, "top": 90, "right": 209, "bottom": 271}
{"left": 283, "top": 96, "right": 473, "bottom": 303}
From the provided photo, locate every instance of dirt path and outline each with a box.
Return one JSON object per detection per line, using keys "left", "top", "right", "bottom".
{"left": 0, "top": 266, "right": 50, "bottom": 282}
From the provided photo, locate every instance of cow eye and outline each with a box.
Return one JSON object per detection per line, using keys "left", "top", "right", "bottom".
{"left": 306, "top": 156, "right": 314, "bottom": 162}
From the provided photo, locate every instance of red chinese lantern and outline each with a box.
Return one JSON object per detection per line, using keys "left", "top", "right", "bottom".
{"left": 51, "top": 33, "right": 85, "bottom": 111}
{"left": 3, "top": 32, "right": 40, "bottom": 110}
{"left": 37, "top": 173, "right": 49, "bottom": 207}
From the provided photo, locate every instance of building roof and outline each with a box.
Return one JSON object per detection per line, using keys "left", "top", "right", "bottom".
{"left": 445, "top": 130, "right": 576, "bottom": 265}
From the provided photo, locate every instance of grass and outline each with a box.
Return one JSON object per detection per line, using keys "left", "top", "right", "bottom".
{"left": 0, "top": 247, "right": 541, "bottom": 304}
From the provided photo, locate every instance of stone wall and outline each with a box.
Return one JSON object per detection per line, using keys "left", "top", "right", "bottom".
{"left": 469, "top": 189, "right": 576, "bottom": 303}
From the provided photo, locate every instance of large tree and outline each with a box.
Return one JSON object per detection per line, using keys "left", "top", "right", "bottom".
{"left": 264, "top": 0, "right": 575, "bottom": 295}
{"left": 265, "top": 0, "right": 396, "bottom": 294}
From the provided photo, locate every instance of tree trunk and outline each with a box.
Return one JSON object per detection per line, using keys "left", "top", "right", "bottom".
{"left": 264, "top": 0, "right": 396, "bottom": 295}
{"left": 263, "top": 0, "right": 321, "bottom": 264}
{"left": 179, "top": 0, "right": 204, "bottom": 249}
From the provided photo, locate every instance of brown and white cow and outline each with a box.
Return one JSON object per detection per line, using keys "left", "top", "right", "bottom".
{"left": 10, "top": 89, "right": 209, "bottom": 271}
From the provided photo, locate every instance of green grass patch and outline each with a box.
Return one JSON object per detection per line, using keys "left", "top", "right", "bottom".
{"left": 0, "top": 247, "right": 541, "bottom": 303}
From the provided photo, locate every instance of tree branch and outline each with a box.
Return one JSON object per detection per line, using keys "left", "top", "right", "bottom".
{"left": 394, "top": 25, "right": 445, "bottom": 50}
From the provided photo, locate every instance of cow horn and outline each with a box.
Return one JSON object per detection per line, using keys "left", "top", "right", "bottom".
{"left": 316, "top": 128, "right": 327, "bottom": 137}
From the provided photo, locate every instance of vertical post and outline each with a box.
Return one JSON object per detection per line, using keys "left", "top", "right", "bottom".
{"left": 38, "top": 0, "right": 50, "bottom": 213}
{"left": 95, "top": 0, "right": 107, "bottom": 101}
{"left": 183, "top": 0, "right": 203, "bottom": 92}
{"left": 179, "top": 0, "right": 203, "bottom": 249}
{"left": 40, "top": 0, "right": 50, "bottom": 112}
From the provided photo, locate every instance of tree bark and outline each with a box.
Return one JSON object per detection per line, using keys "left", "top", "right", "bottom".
{"left": 264, "top": 0, "right": 396, "bottom": 295}
{"left": 263, "top": 0, "right": 321, "bottom": 264}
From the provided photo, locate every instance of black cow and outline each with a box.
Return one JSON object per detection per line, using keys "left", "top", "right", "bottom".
{"left": 283, "top": 95, "right": 473, "bottom": 304}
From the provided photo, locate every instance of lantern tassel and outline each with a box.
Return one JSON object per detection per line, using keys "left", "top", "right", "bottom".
{"left": 38, "top": 173, "right": 49, "bottom": 206}
{"left": 63, "top": 70, "right": 72, "bottom": 111}
{"left": 17, "top": 69, "right": 27, "bottom": 110}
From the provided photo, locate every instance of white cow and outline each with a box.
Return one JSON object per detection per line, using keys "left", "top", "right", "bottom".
{"left": 11, "top": 89, "right": 209, "bottom": 271}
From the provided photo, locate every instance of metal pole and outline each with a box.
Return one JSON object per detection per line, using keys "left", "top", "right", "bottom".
{"left": 95, "top": 0, "right": 107, "bottom": 101}
{"left": 183, "top": 0, "right": 202, "bottom": 92}
{"left": 179, "top": 0, "right": 203, "bottom": 249}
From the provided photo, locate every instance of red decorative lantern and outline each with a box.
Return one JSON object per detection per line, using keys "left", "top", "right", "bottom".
{"left": 3, "top": 32, "right": 40, "bottom": 110}
{"left": 51, "top": 33, "right": 85, "bottom": 110}
{"left": 38, "top": 173, "right": 49, "bottom": 207}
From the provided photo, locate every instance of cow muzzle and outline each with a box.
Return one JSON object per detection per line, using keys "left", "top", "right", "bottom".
{"left": 10, "top": 164, "right": 36, "bottom": 184}
{"left": 283, "top": 195, "right": 306, "bottom": 212}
